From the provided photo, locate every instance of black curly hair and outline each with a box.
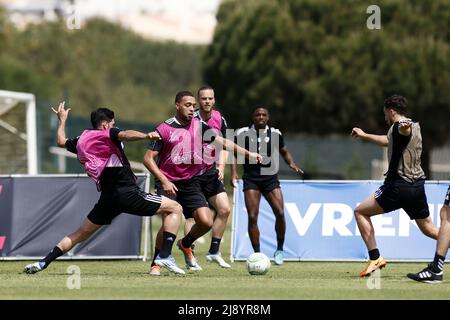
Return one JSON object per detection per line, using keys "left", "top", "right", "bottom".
{"left": 384, "top": 95, "right": 407, "bottom": 115}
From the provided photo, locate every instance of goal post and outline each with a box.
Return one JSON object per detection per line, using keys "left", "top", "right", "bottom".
{"left": 0, "top": 89, "right": 37, "bottom": 174}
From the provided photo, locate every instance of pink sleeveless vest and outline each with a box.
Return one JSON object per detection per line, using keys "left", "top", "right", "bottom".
{"left": 76, "top": 129, "right": 123, "bottom": 191}
{"left": 156, "top": 118, "right": 205, "bottom": 181}
{"left": 202, "top": 110, "right": 224, "bottom": 170}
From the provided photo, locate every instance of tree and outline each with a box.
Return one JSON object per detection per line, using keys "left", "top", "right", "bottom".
{"left": 0, "top": 15, "right": 204, "bottom": 124}
{"left": 204, "top": 0, "right": 450, "bottom": 176}
{"left": 0, "top": 10, "right": 205, "bottom": 168}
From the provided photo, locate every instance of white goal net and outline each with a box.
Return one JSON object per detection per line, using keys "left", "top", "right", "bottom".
{"left": 0, "top": 90, "right": 37, "bottom": 174}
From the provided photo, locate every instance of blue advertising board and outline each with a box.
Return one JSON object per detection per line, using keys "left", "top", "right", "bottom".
{"left": 231, "top": 180, "right": 449, "bottom": 261}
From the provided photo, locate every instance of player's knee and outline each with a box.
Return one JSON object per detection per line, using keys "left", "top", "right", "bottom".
{"left": 248, "top": 215, "right": 258, "bottom": 226}
{"left": 274, "top": 209, "right": 284, "bottom": 218}
{"left": 421, "top": 223, "right": 437, "bottom": 239}
{"left": 426, "top": 228, "right": 437, "bottom": 239}
{"left": 354, "top": 209, "right": 368, "bottom": 223}
{"left": 81, "top": 223, "right": 97, "bottom": 235}
{"left": 201, "top": 218, "right": 213, "bottom": 230}
{"left": 163, "top": 200, "right": 182, "bottom": 216}
{"left": 78, "top": 233, "right": 91, "bottom": 242}
{"left": 217, "top": 207, "right": 231, "bottom": 218}
{"left": 196, "top": 220, "right": 213, "bottom": 232}
{"left": 172, "top": 202, "right": 183, "bottom": 216}
{"left": 194, "top": 212, "right": 212, "bottom": 230}
{"left": 73, "top": 229, "right": 92, "bottom": 242}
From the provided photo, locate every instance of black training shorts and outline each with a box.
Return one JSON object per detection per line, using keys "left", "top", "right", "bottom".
{"left": 155, "top": 168, "right": 225, "bottom": 219}
{"left": 374, "top": 179, "right": 429, "bottom": 220}
{"left": 243, "top": 174, "right": 280, "bottom": 195}
{"left": 155, "top": 178, "right": 209, "bottom": 219}
{"left": 196, "top": 168, "right": 226, "bottom": 199}
{"left": 87, "top": 185, "right": 162, "bottom": 225}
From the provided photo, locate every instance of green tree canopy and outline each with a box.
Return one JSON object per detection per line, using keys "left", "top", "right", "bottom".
{"left": 1, "top": 14, "right": 204, "bottom": 123}
{"left": 204, "top": 0, "right": 450, "bottom": 175}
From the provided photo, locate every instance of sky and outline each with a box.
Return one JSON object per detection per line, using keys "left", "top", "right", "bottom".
{"left": 1, "top": 0, "right": 223, "bottom": 43}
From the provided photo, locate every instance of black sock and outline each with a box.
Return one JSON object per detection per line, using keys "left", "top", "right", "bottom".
{"left": 252, "top": 243, "right": 260, "bottom": 253}
{"left": 159, "top": 232, "right": 176, "bottom": 259}
{"left": 181, "top": 233, "right": 196, "bottom": 249}
{"left": 432, "top": 253, "right": 445, "bottom": 273}
{"left": 39, "top": 246, "right": 63, "bottom": 269}
{"left": 276, "top": 238, "right": 284, "bottom": 251}
{"left": 151, "top": 248, "right": 160, "bottom": 267}
{"left": 209, "top": 237, "right": 221, "bottom": 255}
{"left": 368, "top": 248, "right": 380, "bottom": 260}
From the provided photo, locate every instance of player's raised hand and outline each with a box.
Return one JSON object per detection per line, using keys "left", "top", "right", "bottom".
{"left": 147, "top": 131, "right": 161, "bottom": 141}
{"left": 398, "top": 118, "right": 413, "bottom": 136}
{"left": 351, "top": 127, "right": 365, "bottom": 139}
{"left": 399, "top": 118, "right": 412, "bottom": 128}
{"left": 51, "top": 101, "right": 71, "bottom": 122}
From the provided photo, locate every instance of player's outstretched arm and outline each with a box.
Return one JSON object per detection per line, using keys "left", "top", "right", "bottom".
{"left": 214, "top": 136, "right": 262, "bottom": 163}
{"left": 51, "top": 101, "right": 70, "bottom": 147}
{"left": 351, "top": 127, "right": 388, "bottom": 147}
{"left": 280, "top": 146, "right": 304, "bottom": 175}
{"left": 118, "top": 130, "right": 161, "bottom": 142}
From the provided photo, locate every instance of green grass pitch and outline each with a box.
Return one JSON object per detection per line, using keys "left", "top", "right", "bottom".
{"left": 1, "top": 260, "right": 450, "bottom": 299}
{"left": 1, "top": 216, "right": 450, "bottom": 299}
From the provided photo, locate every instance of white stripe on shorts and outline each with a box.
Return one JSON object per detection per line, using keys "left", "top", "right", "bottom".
{"left": 374, "top": 186, "right": 384, "bottom": 199}
{"left": 144, "top": 194, "right": 162, "bottom": 204}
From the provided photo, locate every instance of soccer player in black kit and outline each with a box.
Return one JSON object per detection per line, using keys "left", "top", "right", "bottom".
{"left": 351, "top": 95, "right": 442, "bottom": 277}
{"left": 231, "top": 107, "right": 304, "bottom": 265}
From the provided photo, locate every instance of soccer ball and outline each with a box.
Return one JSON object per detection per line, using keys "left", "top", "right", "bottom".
{"left": 246, "top": 252, "right": 271, "bottom": 275}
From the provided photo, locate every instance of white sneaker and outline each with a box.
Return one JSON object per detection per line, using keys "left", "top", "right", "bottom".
{"left": 154, "top": 255, "right": 185, "bottom": 275}
{"left": 206, "top": 252, "right": 231, "bottom": 268}
{"left": 187, "top": 262, "right": 203, "bottom": 271}
{"left": 273, "top": 250, "right": 284, "bottom": 265}
{"left": 23, "top": 261, "right": 45, "bottom": 274}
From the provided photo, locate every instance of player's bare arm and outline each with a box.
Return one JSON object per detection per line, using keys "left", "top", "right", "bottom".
{"left": 229, "top": 155, "right": 239, "bottom": 187}
{"left": 351, "top": 127, "right": 388, "bottom": 146}
{"left": 143, "top": 149, "right": 178, "bottom": 195}
{"left": 214, "top": 135, "right": 262, "bottom": 163}
{"left": 51, "top": 101, "right": 71, "bottom": 147}
{"left": 118, "top": 130, "right": 161, "bottom": 142}
{"left": 398, "top": 118, "right": 413, "bottom": 136}
{"left": 280, "top": 146, "right": 304, "bottom": 175}
{"left": 216, "top": 149, "right": 227, "bottom": 181}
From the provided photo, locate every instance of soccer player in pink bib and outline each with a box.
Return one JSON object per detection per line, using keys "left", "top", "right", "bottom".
{"left": 24, "top": 102, "right": 185, "bottom": 275}
{"left": 145, "top": 91, "right": 261, "bottom": 274}
{"left": 186, "top": 86, "right": 232, "bottom": 269}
